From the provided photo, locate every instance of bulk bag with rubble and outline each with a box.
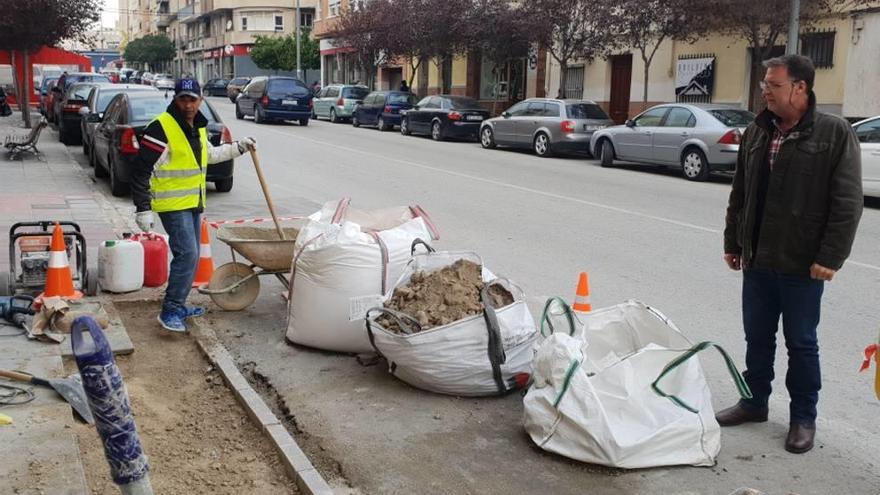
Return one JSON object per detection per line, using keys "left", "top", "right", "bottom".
{"left": 285, "top": 198, "right": 440, "bottom": 353}
{"left": 364, "top": 250, "right": 539, "bottom": 397}
{"left": 522, "top": 299, "right": 752, "bottom": 469}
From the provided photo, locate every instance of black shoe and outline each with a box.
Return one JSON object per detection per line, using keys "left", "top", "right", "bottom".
{"left": 785, "top": 422, "right": 816, "bottom": 453}
{"left": 715, "top": 402, "right": 769, "bottom": 426}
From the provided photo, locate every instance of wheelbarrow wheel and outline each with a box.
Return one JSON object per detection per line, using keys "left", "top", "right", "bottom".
{"left": 207, "top": 262, "right": 260, "bottom": 311}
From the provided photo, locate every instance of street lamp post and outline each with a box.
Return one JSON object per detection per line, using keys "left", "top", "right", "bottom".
{"left": 787, "top": 0, "right": 800, "bottom": 55}
{"left": 295, "top": 0, "right": 302, "bottom": 79}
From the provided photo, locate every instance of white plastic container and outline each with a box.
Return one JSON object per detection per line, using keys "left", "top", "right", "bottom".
{"left": 97, "top": 239, "right": 145, "bottom": 293}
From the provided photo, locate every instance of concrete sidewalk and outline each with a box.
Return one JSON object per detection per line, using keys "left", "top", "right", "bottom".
{"left": 0, "top": 113, "right": 126, "bottom": 494}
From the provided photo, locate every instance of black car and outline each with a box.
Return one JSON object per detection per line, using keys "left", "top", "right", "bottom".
{"left": 80, "top": 84, "right": 158, "bottom": 157}
{"left": 235, "top": 76, "right": 312, "bottom": 126}
{"left": 352, "top": 90, "right": 416, "bottom": 131}
{"left": 203, "top": 78, "right": 229, "bottom": 97}
{"left": 51, "top": 72, "right": 111, "bottom": 125}
{"left": 401, "top": 95, "right": 490, "bottom": 141}
{"left": 57, "top": 82, "right": 108, "bottom": 145}
{"left": 91, "top": 92, "right": 236, "bottom": 196}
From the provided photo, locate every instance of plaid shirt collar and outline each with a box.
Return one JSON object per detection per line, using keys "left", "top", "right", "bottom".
{"left": 767, "top": 118, "right": 801, "bottom": 169}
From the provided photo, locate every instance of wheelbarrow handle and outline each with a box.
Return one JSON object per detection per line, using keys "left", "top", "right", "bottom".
{"left": 0, "top": 369, "right": 50, "bottom": 387}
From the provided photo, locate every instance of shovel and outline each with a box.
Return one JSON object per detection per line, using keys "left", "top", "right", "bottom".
{"left": 248, "top": 149, "right": 286, "bottom": 240}
{"left": 0, "top": 369, "right": 94, "bottom": 424}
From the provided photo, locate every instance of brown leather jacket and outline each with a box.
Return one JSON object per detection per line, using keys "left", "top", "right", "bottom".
{"left": 724, "top": 93, "right": 863, "bottom": 276}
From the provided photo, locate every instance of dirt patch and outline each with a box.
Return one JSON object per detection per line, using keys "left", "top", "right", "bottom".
{"left": 71, "top": 301, "right": 298, "bottom": 494}
{"left": 377, "top": 259, "right": 513, "bottom": 333}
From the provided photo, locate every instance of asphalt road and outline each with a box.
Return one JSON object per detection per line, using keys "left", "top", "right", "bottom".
{"left": 84, "top": 96, "right": 880, "bottom": 494}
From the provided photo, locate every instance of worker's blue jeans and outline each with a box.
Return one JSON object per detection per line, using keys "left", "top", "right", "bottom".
{"left": 158, "top": 209, "right": 200, "bottom": 315}
{"left": 740, "top": 268, "right": 824, "bottom": 424}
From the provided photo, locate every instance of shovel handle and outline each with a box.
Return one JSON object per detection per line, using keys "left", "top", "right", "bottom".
{"left": 0, "top": 369, "right": 48, "bottom": 386}
{"left": 249, "top": 149, "right": 286, "bottom": 240}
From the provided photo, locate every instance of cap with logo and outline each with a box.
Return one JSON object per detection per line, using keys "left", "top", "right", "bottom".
{"left": 174, "top": 78, "right": 201, "bottom": 99}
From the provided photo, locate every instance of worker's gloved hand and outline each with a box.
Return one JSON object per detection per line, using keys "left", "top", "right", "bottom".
{"left": 135, "top": 210, "right": 154, "bottom": 232}
{"left": 237, "top": 137, "right": 257, "bottom": 154}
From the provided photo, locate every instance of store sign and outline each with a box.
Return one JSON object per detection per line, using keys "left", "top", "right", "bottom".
{"left": 675, "top": 56, "right": 715, "bottom": 97}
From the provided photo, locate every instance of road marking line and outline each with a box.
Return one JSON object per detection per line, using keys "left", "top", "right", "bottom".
{"left": 242, "top": 121, "right": 880, "bottom": 272}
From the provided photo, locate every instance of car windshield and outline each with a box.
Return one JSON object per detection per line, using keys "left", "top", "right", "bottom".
{"left": 709, "top": 109, "right": 755, "bottom": 127}
{"left": 67, "top": 74, "right": 110, "bottom": 88}
{"left": 231, "top": 78, "right": 249, "bottom": 85}
{"left": 129, "top": 95, "right": 218, "bottom": 123}
{"left": 445, "top": 96, "right": 481, "bottom": 109}
{"left": 41, "top": 78, "right": 59, "bottom": 90}
{"left": 268, "top": 79, "right": 309, "bottom": 96}
{"left": 343, "top": 87, "right": 369, "bottom": 99}
{"left": 67, "top": 84, "right": 95, "bottom": 101}
{"left": 388, "top": 93, "right": 415, "bottom": 105}
{"left": 566, "top": 103, "right": 609, "bottom": 120}
{"left": 97, "top": 89, "right": 150, "bottom": 113}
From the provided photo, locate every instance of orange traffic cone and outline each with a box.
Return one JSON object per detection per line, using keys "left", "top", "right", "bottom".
{"left": 572, "top": 272, "right": 591, "bottom": 312}
{"left": 192, "top": 218, "right": 214, "bottom": 288}
{"left": 39, "top": 222, "right": 83, "bottom": 301}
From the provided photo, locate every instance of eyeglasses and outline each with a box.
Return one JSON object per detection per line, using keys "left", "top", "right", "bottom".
{"left": 760, "top": 79, "right": 801, "bottom": 91}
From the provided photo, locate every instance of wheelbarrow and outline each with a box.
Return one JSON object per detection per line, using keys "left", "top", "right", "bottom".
{"left": 197, "top": 222, "right": 305, "bottom": 310}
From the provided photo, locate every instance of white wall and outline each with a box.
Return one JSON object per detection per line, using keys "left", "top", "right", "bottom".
{"left": 843, "top": 11, "right": 880, "bottom": 119}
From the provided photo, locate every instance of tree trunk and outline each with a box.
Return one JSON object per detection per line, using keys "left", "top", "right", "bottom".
{"left": 642, "top": 61, "right": 650, "bottom": 112}
{"left": 558, "top": 62, "right": 568, "bottom": 99}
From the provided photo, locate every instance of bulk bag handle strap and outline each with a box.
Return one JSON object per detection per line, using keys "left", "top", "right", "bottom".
{"left": 539, "top": 297, "right": 576, "bottom": 337}
{"left": 651, "top": 341, "right": 752, "bottom": 413}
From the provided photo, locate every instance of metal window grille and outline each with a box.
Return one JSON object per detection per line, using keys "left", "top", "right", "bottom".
{"left": 563, "top": 65, "right": 584, "bottom": 99}
{"left": 801, "top": 30, "right": 835, "bottom": 69}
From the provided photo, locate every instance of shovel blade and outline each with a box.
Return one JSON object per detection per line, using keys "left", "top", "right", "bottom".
{"left": 49, "top": 375, "right": 94, "bottom": 425}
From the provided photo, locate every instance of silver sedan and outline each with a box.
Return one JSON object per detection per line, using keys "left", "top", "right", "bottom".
{"left": 590, "top": 104, "right": 755, "bottom": 181}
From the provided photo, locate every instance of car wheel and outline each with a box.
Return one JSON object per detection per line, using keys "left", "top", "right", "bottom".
{"left": 681, "top": 147, "right": 710, "bottom": 181}
{"left": 480, "top": 126, "right": 496, "bottom": 149}
{"left": 431, "top": 121, "right": 444, "bottom": 141}
{"left": 299, "top": 118, "right": 309, "bottom": 126}
{"left": 82, "top": 138, "right": 89, "bottom": 157}
{"left": 57, "top": 120, "right": 65, "bottom": 142}
{"left": 352, "top": 113, "right": 360, "bottom": 128}
{"left": 400, "top": 117, "right": 411, "bottom": 136}
{"left": 109, "top": 155, "right": 127, "bottom": 196}
{"left": 214, "top": 177, "right": 233, "bottom": 193}
{"left": 254, "top": 105, "right": 264, "bottom": 124}
{"left": 378, "top": 116, "right": 388, "bottom": 131}
{"left": 533, "top": 132, "right": 552, "bottom": 157}
{"left": 329, "top": 108, "right": 338, "bottom": 123}
{"left": 93, "top": 149, "right": 108, "bottom": 177}
{"left": 599, "top": 139, "right": 615, "bottom": 168}
{"left": 229, "top": 96, "right": 237, "bottom": 104}
{"left": 235, "top": 103, "right": 243, "bottom": 120}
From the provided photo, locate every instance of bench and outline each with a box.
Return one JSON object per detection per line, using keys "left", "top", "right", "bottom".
{"left": 4, "top": 117, "right": 48, "bottom": 160}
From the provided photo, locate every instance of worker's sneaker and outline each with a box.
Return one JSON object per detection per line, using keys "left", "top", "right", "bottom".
{"left": 184, "top": 306, "right": 206, "bottom": 319}
{"left": 157, "top": 309, "right": 187, "bottom": 333}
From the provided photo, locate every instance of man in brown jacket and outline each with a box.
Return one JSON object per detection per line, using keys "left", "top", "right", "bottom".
{"left": 719, "top": 54, "right": 862, "bottom": 453}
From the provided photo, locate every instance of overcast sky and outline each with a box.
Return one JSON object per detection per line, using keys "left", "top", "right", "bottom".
{"left": 101, "top": 0, "right": 119, "bottom": 29}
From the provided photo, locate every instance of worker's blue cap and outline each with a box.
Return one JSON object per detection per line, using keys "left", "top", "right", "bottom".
{"left": 174, "top": 78, "right": 201, "bottom": 99}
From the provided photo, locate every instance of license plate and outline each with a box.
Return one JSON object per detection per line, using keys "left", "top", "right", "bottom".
{"left": 466, "top": 115, "right": 483, "bottom": 121}
{"left": 282, "top": 99, "right": 298, "bottom": 106}
{"left": 583, "top": 124, "right": 605, "bottom": 131}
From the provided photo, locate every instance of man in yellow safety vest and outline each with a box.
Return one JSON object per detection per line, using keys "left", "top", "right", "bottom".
{"left": 131, "top": 78, "right": 256, "bottom": 332}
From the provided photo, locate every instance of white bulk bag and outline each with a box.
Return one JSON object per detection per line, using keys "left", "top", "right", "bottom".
{"left": 285, "top": 199, "right": 440, "bottom": 353}
{"left": 365, "top": 250, "right": 539, "bottom": 397}
{"left": 523, "top": 299, "right": 751, "bottom": 469}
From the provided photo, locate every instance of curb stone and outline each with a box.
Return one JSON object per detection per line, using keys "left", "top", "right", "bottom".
{"left": 192, "top": 322, "right": 335, "bottom": 495}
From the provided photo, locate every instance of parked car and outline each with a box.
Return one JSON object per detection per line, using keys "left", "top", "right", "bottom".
{"left": 38, "top": 76, "right": 60, "bottom": 118}
{"left": 57, "top": 82, "right": 108, "bottom": 145}
{"left": 141, "top": 72, "right": 155, "bottom": 85}
{"left": 80, "top": 84, "right": 158, "bottom": 157}
{"left": 312, "top": 84, "right": 369, "bottom": 123}
{"left": 203, "top": 78, "right": 229, "bottom": 97}
{"left": 227, "top": 76, "right": 251, "bottom": 102}
{"left": 152, "top": 74, "right": 175, "bottom": 90}
{"left": 401, "top": 95, "right": 489, "bottom": 141}
{"left": 480, "top": 98, "right": 614, "bottom": 157}
{"left": 234, "top": 76, "right": 312, "bottom": 126}
{"left": 589, "top": 104, "right": 755, "bottom": 181}
{"left": 51, "top": 72, "right": 111, "bottom": 124}
{"left": 120, "top": 68, "right": 136, "bottom": 83}
{"left": 352, "top": 90, "right": 416, "bottom": 131}
{"left": 853, "top": 115, "right": 880, "bottom": 197}
{"left": 92, "top": 92, "right": 236, "bottom": 196}
{"left": 130, "top": 71, "right": 144, "bottom": 84}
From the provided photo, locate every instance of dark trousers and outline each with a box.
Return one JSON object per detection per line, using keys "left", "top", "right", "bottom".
{"left": 741, "top": 269, "right": 824, "bottom": 424}
{"left": 158, "top": 209, "right": 200, "bottom": 315}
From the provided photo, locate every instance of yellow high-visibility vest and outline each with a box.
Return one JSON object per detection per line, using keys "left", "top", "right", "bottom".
{"left": 150, "top": 112, "right": 208, "bottom": 213}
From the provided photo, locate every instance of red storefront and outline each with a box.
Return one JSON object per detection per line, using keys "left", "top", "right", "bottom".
{"left": 0, "top": 47, "right": 92, "bottom": 106}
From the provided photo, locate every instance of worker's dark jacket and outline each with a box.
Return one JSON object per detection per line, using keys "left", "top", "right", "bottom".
{"left": 724, "top": 93, "right": 863, "bottom": 276}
